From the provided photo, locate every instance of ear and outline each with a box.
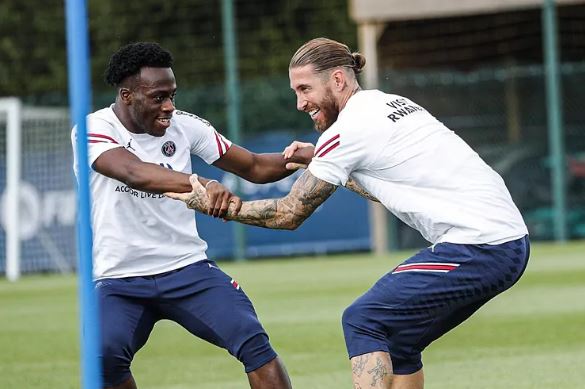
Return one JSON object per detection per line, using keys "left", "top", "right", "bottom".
{"left": 119, "top": 88, "right": 132, "bottom": 105}
{"left": 331, "top": 69, "right": 347, "bottom": 92}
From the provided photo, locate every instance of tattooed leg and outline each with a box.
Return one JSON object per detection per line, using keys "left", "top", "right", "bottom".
{"left": 350, "top": 351, "right": 392, "bottom": 388}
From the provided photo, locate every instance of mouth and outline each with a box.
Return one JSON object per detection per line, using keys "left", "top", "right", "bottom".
{"left": 156, "top": 117, "right": 171, "bottom": 128}
{"left": 308, "top": 108, "right": 320, "bottom": 120}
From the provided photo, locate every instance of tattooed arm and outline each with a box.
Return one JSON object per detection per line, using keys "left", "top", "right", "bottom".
{"left": 166, "top": 170, "right": 337, "bottom": 230}
{"left": 344, "top": 178, "right": 379, "bottom": 202}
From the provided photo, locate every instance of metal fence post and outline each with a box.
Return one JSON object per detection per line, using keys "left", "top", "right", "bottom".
{"left": 542, "top": 0, "right": 568, "bottom": 242}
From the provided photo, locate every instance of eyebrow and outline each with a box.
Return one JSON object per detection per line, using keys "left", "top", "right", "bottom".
{"left": 292, "top": 83, "right": 310, "bottom": 91}
{"left": 145, "top": 87, "right": 177, "bottom": 95}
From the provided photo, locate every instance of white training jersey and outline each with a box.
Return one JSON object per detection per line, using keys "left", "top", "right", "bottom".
{"left": 308, "top": 90, "right": 528, "bottom": 245}
{"left": 71, "top": 106, "right": 232, "bottom": 280}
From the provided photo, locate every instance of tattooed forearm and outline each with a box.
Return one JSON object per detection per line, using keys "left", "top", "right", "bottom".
{"left": 172, "top": 170, "right": 337, "bottom": 229}
{"left": 225, "top": 170, "right": 337, "bottom": 229}
{"left": 345, "top": 178, "right": 379, "bottom": 202}
{"left": 228, "top": 199, "right": 281, "bottom": 228}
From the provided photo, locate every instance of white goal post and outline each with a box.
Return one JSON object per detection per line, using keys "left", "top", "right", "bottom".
{"left": 1, "top": 98, "right": 22, "bottom": 281}
{"left": 1, "top": 98, "right": 77, "bottom": 281}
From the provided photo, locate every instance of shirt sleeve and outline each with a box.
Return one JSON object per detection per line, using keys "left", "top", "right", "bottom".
{"left": 176, "top": 111, "right": 233, "bottom": 165}
{"left": 308, "top": 124, "right": 367, "bottom": 187}
{"left": 71, "top": 116, "right": 123, "bottom": 176}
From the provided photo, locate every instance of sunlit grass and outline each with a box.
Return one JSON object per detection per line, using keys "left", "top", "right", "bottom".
{"left": 1, "top": 241, "right": 584, "bottom": 388}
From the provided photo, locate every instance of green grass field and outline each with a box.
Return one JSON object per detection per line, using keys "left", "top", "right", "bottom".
{"left": 1, "top": 241, "right": 584, "bottom": 388}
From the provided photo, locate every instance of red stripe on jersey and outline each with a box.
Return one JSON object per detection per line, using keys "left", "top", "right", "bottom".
{"left": 316, "top": 141, "right": 340, "bottom": 158}
{"left": 88, "top": 133, "right": 118, "bottom": 144}
{"left": 397, "top": 262, "right": 459, "bottom": 269}
{"left": 393, "top": 263, "right": 459, "bottom": 273}
{"left": 314, "top": 134, "right": 340, "bottom": 156}
{"left": 219, "top": 134, "right": 230, "bottom": 153}
{"left": 215, "top": 132, "right": 225, "bottom": 156}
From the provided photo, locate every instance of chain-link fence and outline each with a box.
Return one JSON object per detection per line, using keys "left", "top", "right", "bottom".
{"left": 374, "top": 4, "right": 585, "bottom": 245}
{"left": 381, "top": 63, "right": 585, "bottom": 246}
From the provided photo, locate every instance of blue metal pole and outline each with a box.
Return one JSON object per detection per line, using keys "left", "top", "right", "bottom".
{"left": 542, "top": 0, "right": 568, "bottom": 241}
{"left": 65, "top": 0, "right": 102, "bottom": 388}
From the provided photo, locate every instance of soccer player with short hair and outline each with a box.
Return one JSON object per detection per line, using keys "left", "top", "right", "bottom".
{"left": 168, "top": 37, "right": 531, "bottom": 389}
{"left": 71, "top": 42, "right": 310, "bottom": 389}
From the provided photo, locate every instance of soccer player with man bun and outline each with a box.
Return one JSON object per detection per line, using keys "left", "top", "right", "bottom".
{"left": 168, "top": 37, "right": 530, "bottom": 389}
{"left": 71, "top": 42, "right": 311, "bottom": 389}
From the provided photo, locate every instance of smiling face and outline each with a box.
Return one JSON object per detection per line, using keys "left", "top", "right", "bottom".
{"left": 121, "top": 67, "right": 177, "bottom": 137}
{"left": 289, "top": 65, "right": 340, "bottom": 133}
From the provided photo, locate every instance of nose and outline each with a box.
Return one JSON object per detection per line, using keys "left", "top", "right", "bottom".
{"left": 162, "top": 97, "right": 175, "bottom": 112}
{"left": 296, "top": 94, "right": 307, "bottom": 112}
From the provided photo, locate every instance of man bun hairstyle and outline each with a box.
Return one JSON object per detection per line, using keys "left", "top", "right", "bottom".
{"left": 290, "top": 37, "right": 366, "bottom": 75}
{"left": 104, "top": 42, "right": 174, "bottom": 86}
{"left": 351, "top": 52, "right": 366, "bottom": 75}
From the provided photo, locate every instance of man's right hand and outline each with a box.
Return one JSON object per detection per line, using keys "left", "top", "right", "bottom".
{"left": 165, "top": 175, "right": 209, "bottom": 212}
{"left": 282, "top": 141, "right": 314, "bottom": 170}
{"left": 202, "top": 179, "right": 242, "bottom": 218}
{"left": 166, "top": 175, "right": 242, "bottom": 218}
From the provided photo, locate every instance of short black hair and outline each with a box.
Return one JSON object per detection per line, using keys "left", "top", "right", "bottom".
{"left": 104, "top": 42, "right": 174, "bottom": 86}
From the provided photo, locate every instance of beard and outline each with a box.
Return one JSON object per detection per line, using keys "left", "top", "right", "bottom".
{"left": 314, "top": 89, "right": 339, "bottom": 132}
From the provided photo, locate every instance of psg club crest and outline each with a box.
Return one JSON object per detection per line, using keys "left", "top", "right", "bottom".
{"left": 161, "top": 141, "right": 176, "bottom": 157}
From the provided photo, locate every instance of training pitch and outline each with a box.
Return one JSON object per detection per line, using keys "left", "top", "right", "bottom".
{"left": 1, "top": 241, "right": 584, "bottom": 388}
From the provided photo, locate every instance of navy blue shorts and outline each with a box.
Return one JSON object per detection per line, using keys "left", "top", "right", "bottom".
{"left": 342, "top": 235, "right": 530, "bottom": 375}
{"left": 96, "top": 260, "right": 277, "bottom": 387}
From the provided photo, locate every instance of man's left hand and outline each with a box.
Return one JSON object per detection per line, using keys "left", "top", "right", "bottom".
{"left": 282, "top": 141, "right": 314, "bottom": 170}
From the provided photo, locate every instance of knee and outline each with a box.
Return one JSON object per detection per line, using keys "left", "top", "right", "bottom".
{"left": 101, "top": 333, "right": 132, "bottom": 386}
{"left": 236, "top": 333, "right": 278, "bottom": 373}
{"left": 342, "top": 300, "right": 366, "bottom": 330}
{"left": 342, "top": 299, "right": 389, "bottom": 342}
{"left": 341, "top": 300, "right": 392, "bottom": 358}
{"left": 101, "top": 330, "right": 128, "bottom": 364}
